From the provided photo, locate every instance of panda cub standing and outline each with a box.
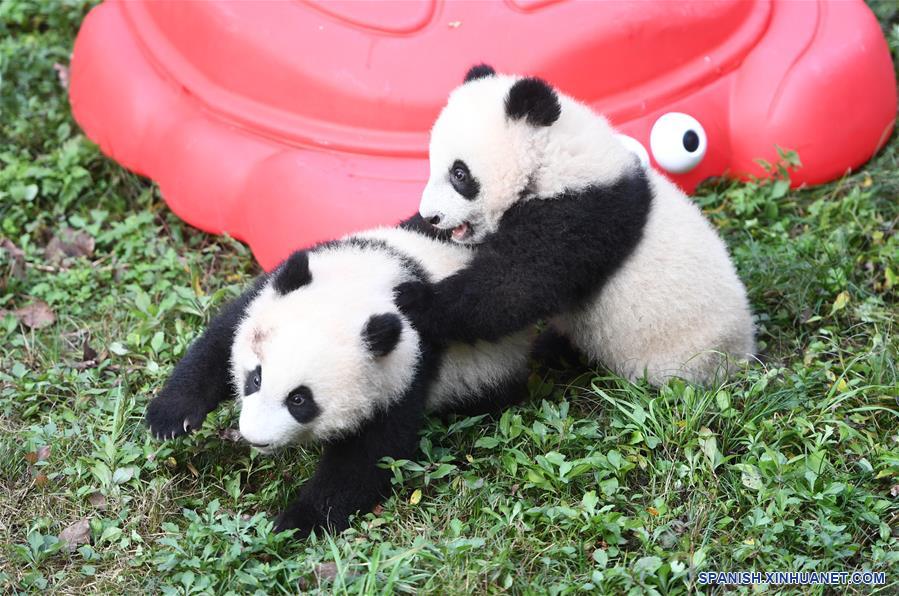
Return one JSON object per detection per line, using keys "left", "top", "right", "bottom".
{"left": 146, "top": 218, "right": 532, "bottom": 538}
{"left": 398, "top": 65, "right": 755, "bottom": 385}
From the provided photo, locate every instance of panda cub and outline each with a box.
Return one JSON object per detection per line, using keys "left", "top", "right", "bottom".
{"left": 398, "top": 65, "right": 755, "bottom": 385}
{"left": 146, "top": 219, "right": 532, "bottom": 538}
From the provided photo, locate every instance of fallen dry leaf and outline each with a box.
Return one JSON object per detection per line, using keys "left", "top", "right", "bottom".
{"left": 299, "top": 562, "right": 355, "bottom": 591}
{"left": 88, "top": 492, "right": 107, "bottom": 510}
{"left": 53, "top": 62, "right": 70, "bottom": 89}
{"left": 371, "top": 503, "right": 384, "bottom": 516}
{"left": 34, "top": 473, "right": 49, "bottom": 488}
{"left": 45, "top": 228, "right": 95, "bottom": 262}
{"left": 58, "top": 518, "right": 91, "bottom": 552}
{"left": 1, "top": 238, "right": 26, "bottom": 280}
{"left": 82, "top": 339, "right": 98, "bottom": 363}
{"left": 24, "top": 446, "right": 50, "bottom": 465}
{"left": 218, "top": 428, "right": 243, "bottom": 443}
{"left": 36, "top": 445, "right": 51, "bottom": 461}
{"left": 315, "top": 562, "right": 339, "bottom": 582}
{"left": 14, "top": 300, "right": 56, "bottom": 329}
{"left": 409, "top": 489, "right": 422, "bottom": 505}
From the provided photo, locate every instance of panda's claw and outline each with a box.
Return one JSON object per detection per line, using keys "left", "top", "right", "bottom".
{"left": 145, "top": 390, "right": 216, "bottom": 441}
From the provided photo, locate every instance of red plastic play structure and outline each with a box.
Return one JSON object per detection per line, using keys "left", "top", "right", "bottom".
{"left": 70, "top": 0, "right": 896, "bottom": 270}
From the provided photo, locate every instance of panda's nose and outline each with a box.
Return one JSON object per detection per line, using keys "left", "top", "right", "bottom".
{"left": 427, "top": 214, "right": 442, "bottom": 226}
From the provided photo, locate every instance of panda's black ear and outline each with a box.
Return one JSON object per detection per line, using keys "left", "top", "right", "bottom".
{"left": 464, "top": 64, "right": 496, "bottom": 83}
{"left": 273, "top": 251, "right": 311, "bottom": 295}
{"left": 505, "top": 77, "right": 561, "bottom": 127}
{"left": 362, "top": 313, "right": 403, "bottom": 357}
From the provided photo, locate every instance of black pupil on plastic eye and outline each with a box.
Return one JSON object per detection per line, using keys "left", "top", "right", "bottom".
{"left": 253, "top": 374, "right": 260, "bottom": 388}
{"left": 453, "top": 168, "right": 467, "bottom": 182}
{"left": 290, "top": 393, "right": 304, "bottom": 405}
{"left": 682, "top": 130, "right": 700, "bottom": 153}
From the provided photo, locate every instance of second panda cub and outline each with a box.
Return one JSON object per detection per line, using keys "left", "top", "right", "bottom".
{"left": 398, "top": 65, "right": 755, "bottom": 385}
{"left": 146, "top": 220, "right": 532, "bottom": 538}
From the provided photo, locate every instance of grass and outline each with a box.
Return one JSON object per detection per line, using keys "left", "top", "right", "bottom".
{"left": 1, "top": 0, "right": 898, "bottom": 593}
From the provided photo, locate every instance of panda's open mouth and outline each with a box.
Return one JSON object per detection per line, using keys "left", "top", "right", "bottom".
{"left": 451, "top": 221, "right": 472, "bottom": 242}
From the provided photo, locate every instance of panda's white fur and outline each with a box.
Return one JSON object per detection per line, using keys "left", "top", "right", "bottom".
{"left": 233, "top": 227, "right": 533, "bottom": 451}
{"left": 553, "top": 172, "right": 756, "bottom": 385}
{"left": 416, "top": 68, "right": 755, "bottom": 385}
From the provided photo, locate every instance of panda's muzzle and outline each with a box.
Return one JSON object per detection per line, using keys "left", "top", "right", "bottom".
{"left": 451, "top": 221, "right": 471, "bottom": 241}
{"left": 423, "top": 214, "right": 473, "bottom": 242}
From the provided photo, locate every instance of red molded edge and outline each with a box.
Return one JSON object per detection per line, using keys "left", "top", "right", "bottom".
{"left": 70, "top": 0, "right": 896, "bottom": 269}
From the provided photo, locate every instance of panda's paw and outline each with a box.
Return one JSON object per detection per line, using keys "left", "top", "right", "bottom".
{"left": 272, "top": 506, "right": 318, "bottom": 539}
{"left": 145, "top": 392, "right": 211, "bottom": 440}
{"left": 393, "top": 280, "right": 432, "bottom": 321}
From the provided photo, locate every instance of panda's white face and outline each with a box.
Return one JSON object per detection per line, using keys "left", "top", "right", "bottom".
{"left": 420, "top": 75, "right": 538, "bottom": 245}
{"left": 420, "top": 68, "right": 638, "bottom": 244}
{"left": 232, "top": 248, "right": 420, "bottom": 452}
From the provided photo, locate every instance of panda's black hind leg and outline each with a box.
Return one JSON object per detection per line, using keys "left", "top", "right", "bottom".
{"left": 531, "top": 327, "right": 586, "bottom": 373}
{"left": 445, "top": 374, "right": 530, "bottom": 419}
{"left": 146, "top": 278, "right": 265, "bottom": 440}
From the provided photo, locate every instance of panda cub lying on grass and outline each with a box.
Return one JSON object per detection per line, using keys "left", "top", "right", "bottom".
{"left": 146, "top": 218, "right": 533, "bottom": 537}
{"left": 398, "top": 65, "right": 756, "bottom": 385}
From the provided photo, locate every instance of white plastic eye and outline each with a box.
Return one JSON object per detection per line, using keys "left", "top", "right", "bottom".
{"left": 649, "top": 112, "right": 707, "bottom": 174}
{"left": 615, "top": 134, "right": 650, "bottom": 168}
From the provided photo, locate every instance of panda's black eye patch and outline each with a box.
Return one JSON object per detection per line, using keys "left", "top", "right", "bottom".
{"left": 285, "top": 385, "right": 319, "bottom": 424}
{"left": 244, "top": 365, "right": 262, "bottom": 396}
{"left": 448, "top": 160, "right": 479, "bottom": 200}
{"left": 286, "top": 386, "right": 308, "bottom": 405}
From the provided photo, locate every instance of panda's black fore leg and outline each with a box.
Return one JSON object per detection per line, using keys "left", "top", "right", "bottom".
{"left": 146, "top": 279, "right": 264, "bottom": 440}
{"left": 273, "top": 501, "right": 326, "bottom": 538}
{"left": 273, "top": 385, "right": 426, "bottom": 538}
{"left": 393, "top": 281, "right": 435, "bottom": 333}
